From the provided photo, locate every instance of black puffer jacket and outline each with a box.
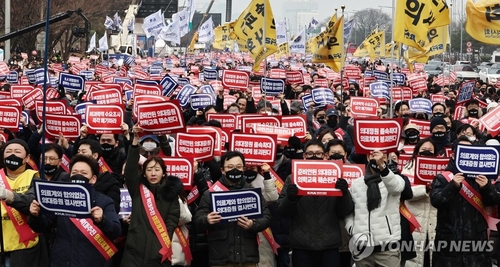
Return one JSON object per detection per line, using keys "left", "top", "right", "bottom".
{"left": 194, "top": 179, "right": 271, "bottom": 265}
{"left": 276, "top": 175, "right": 354, "bottom": 250}
{"left": 430, "top": 162, "right": 500, "bottom": 267}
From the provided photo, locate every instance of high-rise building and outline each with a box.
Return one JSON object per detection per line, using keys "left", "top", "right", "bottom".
{"left": 283, "top": 0, "right": 319, "bottom": 35}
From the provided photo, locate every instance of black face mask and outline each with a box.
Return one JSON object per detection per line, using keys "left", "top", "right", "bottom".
{"left": 327, "top": 118, "right": 338, "bottom": 128}
{"left": 369, "top": 159, "right": 381, "bottom": 172}
{"left": 402, "top": 114, "right": 410, "bottom": 118}
{"left": 225, "top": 168, "right": 244, "bottom": 183}
{"left": 329, "top": 153, "right": 344, "bottom": 161}
{"left": 70, "top": 174, "right": 89, "bottom": 184}
{"left": 416, "top": 114, "right": 426, "bottom": 120}
{"left": 419, "top": 150, "right": 434, "bottom": 157}
{"left": 101, "top": 143, "right": 115, "bottom": 155}
{"left": 5, "top": 154, "right": 24, "bottom": 171}
{"left": 433, "top": 112, "right": 444, "bottom": 118}
{"left": 306, "top": 155, "right": 322, "bottom": 160}
{"left": 44, "top": 164, "right": 58, "bottom": 175}
{"left": 317, "top": 117, "right": 325, "bottom": 124}
{"left": 468, "top": 109, "right": 479, "bottom": 117}
{"left": 406, "top": 131, "right": 420, "bottom": 143}
{"left": 432, "top": 131, "right": 446, "bottom": 140}
{"left": 276, "top": 148, "right": 284, "bottom": 158}
{"left": 244, "top": 170, "right": 258, "bottom": 183}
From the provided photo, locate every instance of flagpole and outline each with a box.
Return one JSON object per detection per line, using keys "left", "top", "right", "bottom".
{"left": 263, "top": 0, "right": 267, "bottom": 77}
{"left": 340, "top": 5, "right": 345, "bottom": 103}
{"left": 389, "top": 0, "right": 395, "bottom": 118}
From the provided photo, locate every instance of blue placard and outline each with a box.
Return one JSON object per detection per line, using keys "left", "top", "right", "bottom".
{"left": 125, "top": 90, "right": 134, "bottom": 101}
{"left": 7, "top": 71, "right": 18, "bottom": 84}
{"left": 75, "top": 102, "right": 93, "bottom": 123}
{"left": 199, "top": 84, "right": 215, "bottom": 95}
{"left": 34, "top": 68, "right": 48, "bottom": 85}
{"left": 34, "top": 180, "right": 93, "bottom": 218}
{"left": 457, "top": 80, "right": 475, "bottom": 104}
{"left": 178, "top": 78, "right": 190, "bottom": 87}
{"left": 455, "top": 144, "right": 500, "bottom": 179}
{"left": 119, "top": 188, "right": 132, "bottom": 219}
{"left": 369, "top": 81, "right": 390, "bottom": 99}
{"left": 364, "top": 71, "right": 373, "bottom": 77}
{"left": 210, "top": 188, "right": 263, "bottom": 223}
{"left": 79, "top": 70, "right": 94, "bottom": 81}
{"left": 311, "top": 88, "right": 334, "bottom": 106}
{"left": 408, "top": 98, "right": 432, "bottom": 114}
{"left": 261, "top": 78, "right": 285, "bottom": 96}
{"left": 160, "top": 74, "right": 179, "bottom": 96}
{"left": 136, "top": 79, "right": 159, "bottom": 86}
{"left": 177, "top": 84, "right": 198, "bottom": 108}
{"left": 203, "top": 69, "right": 218, "bottom": 80}
{"left": 149, "top": 66, "right": 162, "bottom": 76}
{"left": 301, "top": 94, "right": 314, "bottom": 111}
{"left": 392, "top": 73, "right": 406, "bottom": 86}
{"left": 19, "top": 111, "right": 30, "bottom": 131}
{"left": 190, "top": 93, "right": 215, "bottom": 110}
{"left": 25, "top": 69, "right": 36, "bottom": 84}
{"left": 50, "top": 77, "right": 59, "bottom": 88}
{"left": 113, "top": 77, "right": 133, "bottom": 86}
{"left": 373, "top": 70, "right": 389, "bottom": 80}
{"left": 60, "top": 73, "right": 84, "bottom": 92}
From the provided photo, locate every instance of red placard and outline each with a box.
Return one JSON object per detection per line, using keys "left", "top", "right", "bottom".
{"left": 281, "top": 115, "right": 307, "bottom": 139}
{"left": 10, "top": 85, "right": 33, "bottom": 98}
{"left": 253, "top": 124, "right": 293, "bottom": 144}
{"left": 133, "top": 95, "right": 169, "bottom": 118}
{"left": 97, "top": 83, "right": 123, "bottom": 92}
{"left": 241, "top": 116, "right": 280, "bottom": 133}
{"left": 176, "top": 133, "right": 215, "bottom": 161}
{"left": 397, "top": 154, "right": 413, "bottom": 172}
{"left": 0, "top": 98, "right": 22, "bottom": 107}
{"left": 222, "top": 95, "right": 237, "bottom": 111}
{"left": 286, "top": 71, "right": 304, "bottom": 84}
{"left": 454, "top": 106, "right": 466, "bottom": 121}
{"left": 85, "top": 105, "right": 124, "bottom": 134}
{"left": 342, "top": 164, "right": 365, "bottom": 187}
{"left": 401, "top": 145, "right": 416, "bottom": 154}
{"left": 89, "top": 88, "right": 123, "bottom": 105}
{"left": 0, "top": 105, "right": 21, "bottom": 131}
{"left": 186, "top": 127, "right": 223, "bottom": 156}
{"left": 45, "top": 114, "right": 81, "bottom": 139}
{"left": 163, "top": 157, "right": 193, "bottom": 190}
{"left": 292, "top": 160, "right": 342, "bottom": 196}
{"left": 431, "top": 94, "right": 448, "bottom": 104}
{"left": 480, "top": 105, "right": 500, "bottom": 136}
{"left": 137, "top": 101, "right": 185, "bottom": 134}
{"left": 133, "top": 83, "right": 162, "bottom": 97}
{"left": 354, "top": 119, "right": 403, "bottom": 154}
{"left": 344, "top": 67, "right": 362, "bottom": 79}
{"left": 313, "top": 78, "right": 329, "bottom": 88}
{"left": 22, "top": 87, "right": 44, "bottom": 110}
{"left": 269, "top": 69, "right": 287, "bottom": 79}
{"left": 408, "top": 77, "right": 427, "bottom": 92}
{"left": 222, "top": 70, "right": 249, "bottom": 89}
{"left": 350, "top": 97, "right": 378, "bottom": 118}
{"left": 207, "top": 113, "right": 236, "bottom": 130}
{"left": 35, "top": 100, "right": 68, "bottom": 122}
{"left": 414, "top": 157, "right": 450, "bottom": 185}
{"left": 229, "top": 133, "right": 277, "bottom": 165}
{"left": 407, "top": 119, "right": 431, "bottom": 138}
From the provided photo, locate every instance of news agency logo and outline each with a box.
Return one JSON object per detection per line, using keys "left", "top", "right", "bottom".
{"left": 349, "top": 232, "right": 374, "bottom": 260}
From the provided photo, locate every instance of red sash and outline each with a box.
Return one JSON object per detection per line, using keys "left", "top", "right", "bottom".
{"left": 70, "top": 218, "right": 118, "bottom": 260}
{"left": 262, "top": 227, "right": 280, "bottom": 255}
{"left": 174, "top": 227, "right": 192, "bottom": 264}
{"left": 334, "top": 128, "right": 344, "bottom": 140}
{"left": 399, "top": 202, "right": 421, "bottom": 233}
{"left": 140, "top": 184, "right": 173, "bottom": 262}
{"left": 98, "top": 157, "right": 113, "bottom": 173}
{"left": 442, "top": 171, "right": 500, "bottom": 231}
{"left": 269, "top": 169, "right": 284, "bottom": 194}
{"left": 61, "top": 154, "right": 70, "bottom": 172}
{"left": 0, "top": 169, "right": 38, "bottom": 246}
{"left": 26, "top": 158, "right": 38, "bottom": 171}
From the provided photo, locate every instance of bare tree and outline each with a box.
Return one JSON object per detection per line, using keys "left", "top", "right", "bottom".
{"left": 352, "top": 8, "right": 391, "bottom": 45}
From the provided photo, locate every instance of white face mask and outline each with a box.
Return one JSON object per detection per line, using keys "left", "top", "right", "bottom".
{"left": 142, "top": 142, "right": 157, "bottom": 152}
{"left": 467, "top": 136, "right": 476, "bottom": 142}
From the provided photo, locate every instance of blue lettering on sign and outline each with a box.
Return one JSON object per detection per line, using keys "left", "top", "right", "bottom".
{"left": 302, "top": 94, "right": 314, "bottom": 111}
{"left": 59, "top": 73, "right": 84, "bottom": 92}
{"left": 408, "top": 98, "right": 432, "bottom": 114}
{"left": 177, "top": 84, "right": 197, "bottom": 108}
{"left": 160, "top": 74, "right": 179, "bottom": 97}
{"left": 190, "top": 93, "right": 215, "bottom": 110}
{"left": 210, "top": 188, "right": 263, "bottom": 223}
{"left": 455, "top": 145, "right": 500, "bottom": 179}
{"left": 261, "top": 78, "right": 285, "bottom": 96}
{"left": 119, "top": 188, "right": 132, "bottom": 219}
{"left": 79, "top": 71, "right": 94, "bottom": 81}
{"left": 34, "top": 180, "right": 92, "bottom": 218}
{"left": 392, "top": 73, "right": 406, "bottom": 86}
{"left": 203, "top": 69, "right": 218, "bottom": 81}
{"left": 364, "top": 71, "right": 373, "bottom": 77}
{"left": 7, "top": 71, "right": 18, "bottom": 84}
{"left": 34, "top": 68, "right": 47, "bottom": 85}
{"left": 457, "top": 81, "right": 475, "bottom": 104}
{"left": 311, "top": 88, "right": 335, "bottom": 106}
{"left": 369, "top": 81, "right": 390, "bottom": 99}
{"left": 373, "top": 70, "right": 389, "bottom": 80}
{"left": 25, "top": 70, "right": 36, "bottom": 84}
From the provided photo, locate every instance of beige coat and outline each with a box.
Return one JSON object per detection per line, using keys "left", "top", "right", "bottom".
{"left": 171, "top": 198, "right": 192, "bottom": 266}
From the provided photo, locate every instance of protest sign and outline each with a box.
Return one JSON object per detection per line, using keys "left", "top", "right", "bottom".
{"left": 85, "top": 105, "right": 124, "bottom": 134}
{"left": 342, "top": 164, "right": 365, "bottom": 187}
{"left": 177, "top": 84, "right": 198, "bottom": 108}
{"left": 230, "top": 133, "right": 277, "bottom": 165}
{"left": 301, "top": 94, "right": 313, "bottom": 111}
{"left": 408, "top": 119, "right": 431, "bottom": 138}
{"left": 22, "top": 87, "right": 44, "bottom": 110}
{"left": 34, "top": 180, "right": 92, "bottom": 217}
{"left": 133, "top": 83, "right": 162, "bottom": 97}
{"left": 354, "top": 119, "right": 402, "bottom": 153}
{"left": 60, "top": 73, "right": 85, "bottom": 92}
{"left": 203, "top": 69, "right": 218, "bottom": 80}
{"left": 350, "top": 97, "right": 378, "bottom": 118}
{"left": 344, "top": 66, "right": 362, "bottom": 79}
{"left": 10, "top": 85, "right": 33, "bottom": 98}
{"left": 241, "top": 116, "right": 280, "bottom": 133}
{"left": 163, "top": 157, "right": 193, "bottom": 190}
{"left": 313, "top": 78, "right": 329, "bottom": 88}
{"left": 311, "top": 88, "right": 335, "bottom": 106}
{"left": 372, "top": 70, "right": 389, "bottom": 80}
{"left": 35, "top": 100, "right": 68, "bottom": 122}
{"left": 479, "top": 105, "right": 500, "bottom": 136}
{"left": 430, "top": 94, "right": 448, "bottom": 104}
{"left": 455, "top": 144, "right": 500, "bottom": 179}
{"left": 113, "top": 77, "right": 133, "bottom": 86}
{"left": 6, "top": 71, "right": 18, "bottom": 84}
{"left": 369, "top": 81, "right": 390, "bottom": 99}
{"left": 0, "top": 105, "right": 21, "bottom": 131}
{"left": 397, "top": 154, "right": 413, "bottom": 173}
{"left": 45, "top": 114, "right": 81, "bottom": 139}
{"left": 137, "top": 101, "right": 185, "bottom": 134}
{"left": 261, "top": 78, "right": 285, "bottom": 96}
{"left": 210, "top": 188, "right": 263, "bottom": 223}
{"left": 456, "top": 80, "right": 475, "bottom": 104}
{"left": 222, "top": 70, "right": 250, "bottom": 89}
{"left": 159, "top": 74, "right": 179, "bottom": 96}
{"left": 187, "top": 126, "right": 224, "bottom": 156}
{"left": 286, "top": 71, "right": 304, "bottom": 84}
{"left": 253, "top": 124, "right": 293, "bottom": 144}
{"left": 34, "top": 68, "right": 48, "bottom": 85}
{"left": 0, "top": 98, "right": 22, "bottom": 107}
{"left": 119, "top": 188, "right": 132, "bottom": 219}
{"left": 269, "top": 69, "right": 287, "bottom": 79}
{"left": 414, "top": 157, "right": 450, "bottom": 185}
{"left": 408, "top": 98, "right": 432, "bottom": 114}
{"left": 74, "top": 102, "right": 93, "bottom": 123}
{"left": 190, "top": 94, "right": 215, "bottom": 110}
{"left": 89, "top": 88, "right": 122, "bottom": 105}
{"left": 292, "top": 160, "right": 342, "bottom": 196}
{"left": 281, "top": 115, "right": 307, "bottom": 139}
{"left": 392, "top": 73, "right": 406, "bottom": 86}
{"left": 200, "top": 84, "right": 215, "bottom": 95}
{"left": 176, "top": 133, "right": 215, "bottom": 161}
{"left": 207, "top": 114, "right": 236, "bottom": 130}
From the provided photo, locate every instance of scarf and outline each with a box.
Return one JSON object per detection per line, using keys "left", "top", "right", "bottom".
{"left": 364, "top": 168, "right": 382, "bottom": 212}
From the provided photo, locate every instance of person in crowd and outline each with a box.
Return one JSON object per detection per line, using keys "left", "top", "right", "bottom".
{"left": 98, "top": 134, "right": 127, "bottom": 175}
{"left": 345, "top": 150, "right": 405, "bottom": 266}
{"left": 429, "top": 117, "right": 451, "bottom": 156}
{"left": 315, "top": 109, "right": 354, "bottom": 154}
{"left": 430, "top": 136, "right": 499, "bottom": 266}
{"left": 171, "top": 191, "right": 192, "bottom": 267}
{"left": 455, "top": 124, "right": 483, "bottom": 144}
{"left": 431, "top": 103, "right": 446, "bottom": 118}
{"left": 404, "top": 124, "right": 420, "bottom": 145}
{"left": 277, "top": 140, "right": 353, "bottom": 267}
{"left": 194, "top": 151, "right": 271, "bottom": 267}
{"left": 317, "top": 129, "right": 338, "bottom": 146}
{"left": 462, "top": 99, "right": 482, "bottom": 120}
{"left": 139, "top": 135, "right": 162, "bottom": 157}
{"left": 395, "top": 101, "right": 411, "bottom": 118}
{"left": 120, "top": 125, "right": 182, "bottom": 266}
{"left": 325, "top": 139, "right": 349, "bottom": 162}
{"left": 28, "top": 154, "right": 121, "bottom": 267}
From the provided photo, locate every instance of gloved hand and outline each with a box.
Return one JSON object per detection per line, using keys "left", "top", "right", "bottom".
{"left": 0, "top": 186, "right": 6, "bottom": 200}
{"left": 335, "top": 178, "right": 349, "bottom": 193}
{"left": 286, "top": 184, "right": 299, "bottom": 201}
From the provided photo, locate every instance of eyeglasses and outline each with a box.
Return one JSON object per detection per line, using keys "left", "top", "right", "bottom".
{"left": 43, "top": 157, "right": 60, "bottom": 163}
{"left": 224, "top": 165, "right": 244, "bottom": 170}
{"left": 304, "top": 151, "right": 325, "bottom": 158}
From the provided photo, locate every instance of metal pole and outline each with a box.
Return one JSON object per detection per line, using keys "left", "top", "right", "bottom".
{"left": 263, "top": 0, "right": 267, "bottom": 77}
{"left": 5, "top": 0, "right": 11, "bottom": 61}
{"left": 459, "top": 1, "right": 463, "bottom": 61}
{"left": 389, "top": 0, "right": 395, "bottom": 118}
{"left": 340, "top": 6, "right": 345, "bottom": 106}
{"left": 449, "top": 3, "right": 452, "bottom": 64}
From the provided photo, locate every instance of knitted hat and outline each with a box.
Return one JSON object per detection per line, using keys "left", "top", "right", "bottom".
{"left": 4, "top": 139, "right": 30, "bottom": 155}
{"left": 430, "top": 117, "right": 447, "bottom": 132}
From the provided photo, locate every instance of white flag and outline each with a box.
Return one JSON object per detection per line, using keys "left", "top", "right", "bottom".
{"left": 87, "top": 33, "right": 96, "bottom": 52}
{"left": 98, "top": 32, "right": 108, "bottom": 52}
{"left": 142, "top": 10, "right": 165, "bottom": 38}
{"left": 276, "top": 20, "right": 288, "bottom": 45}
{"left": 173, "top": 8, "right": 190, "bottom": 37}
{"left": 289, "top": 29, "right": 306, "bottom": 54}
{"left": 186, "top": 0, "right": 196, "bottom": 22}
{"left": 114, "top": 12, "right": 123, "bottom": 32}
{"left": 104, "top": 16, "right": 115, "bottom": 30}
{"left": 198, "top": 17, "right": 214, "bottom": 43}
{"left": 159, "top": 19, "right": 181, "bottom": 45}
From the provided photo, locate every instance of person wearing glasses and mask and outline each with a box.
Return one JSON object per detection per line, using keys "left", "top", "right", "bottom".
{"left": 276, "top": 140, "right": 353, "bottom": 267}
{"left": 194, "top": 151, "right": 271, "bottom": 267}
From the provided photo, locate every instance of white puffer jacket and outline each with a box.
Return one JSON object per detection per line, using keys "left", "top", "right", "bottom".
{"left": 171, "top": 198, "right": 192, "bottom": 266}
{"left": 345, "top": 169, "right": 405, "bottom": 246}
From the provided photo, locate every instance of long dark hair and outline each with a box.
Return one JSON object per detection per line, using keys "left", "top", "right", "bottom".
{"left": 405, "top": 138, "right": 437, "bottom": 170}
{"left": 140, "top": 156, "right": 167, "bottom": 186}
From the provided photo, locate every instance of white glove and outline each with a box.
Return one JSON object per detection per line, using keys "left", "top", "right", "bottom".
{"left": 0, "top": 186, "right": 7, "bottom": 200}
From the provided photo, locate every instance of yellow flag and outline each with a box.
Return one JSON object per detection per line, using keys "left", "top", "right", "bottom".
{"left": 353, "top": 28, "right": 378, "bottom": 57}
{"left": 230, "top": 0, "right": 278, "bottom": 71}
{"left": 466, "top": 0, "right": 500, "bottom": 45}
{"left": 312, "top": 16, "right": 344, "bottom": 72}
{"left": 366, "top": 31, "right": 385, "bottom": 59}
{"left": 213, "top": 22, "right": 237, "bottom": 50}
{"left": 403, "top": 51, "right": 415, "bottom": 73}
{"left": 394, "top": 0, "right": 450, "bottom": 51}
{"left": 385, "top": 42, "right": 401, "bottom": 59}
{"left": 408, "top": 26, "right": 449, "bottom": 61}
{"left": 275, "top": 43, "right": 290, "bottom": 58}
{"left": 306, "top": 14, "right": 337, "bottom": 55}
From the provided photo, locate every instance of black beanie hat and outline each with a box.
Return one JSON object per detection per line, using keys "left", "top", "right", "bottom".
{"left": 430, "top": 117, "right": 447, "bottom": 132}
{"left": 4, "top": 139, "right": 30, "bottom": 155}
